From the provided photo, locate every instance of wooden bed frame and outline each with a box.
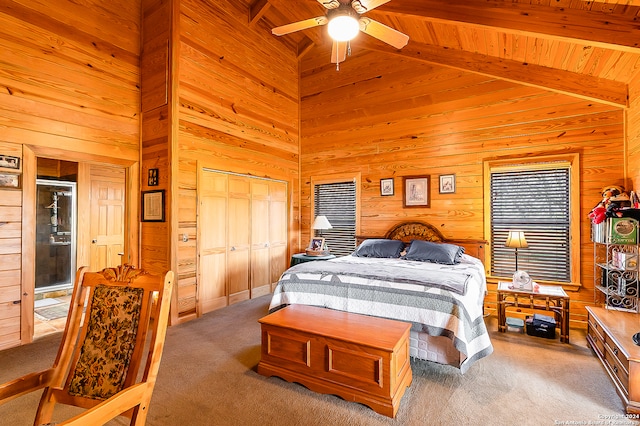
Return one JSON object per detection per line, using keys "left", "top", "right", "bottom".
{"left": 356, "top": 221, "right": 487, "bottom": 263}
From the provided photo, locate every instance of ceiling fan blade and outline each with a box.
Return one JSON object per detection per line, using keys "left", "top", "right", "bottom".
{"left": 359, "top": 17, "right": 409, "bottom": 49}
{"left": 272, "top": 16, "right": 328, "bottom": 36}
{"left": 331, "top": 41, "right": 347, "bottom": 64}
{"left": 317, "top": 0, "right": 340, "bottom": 9}
{"left": 351, "top": 0, "right": 391, "bottom": 13}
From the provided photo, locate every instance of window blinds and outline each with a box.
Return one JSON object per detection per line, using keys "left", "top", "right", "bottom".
{"left": 314, "top": 181, "right": 356, "bottom": 256}
{"left": 490, "top": 168, "right": 571, "bottom": 282}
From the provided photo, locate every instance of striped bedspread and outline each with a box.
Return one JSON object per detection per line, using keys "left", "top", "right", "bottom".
{"left": 268, "top": 254, "right": 493, "bottom": 373}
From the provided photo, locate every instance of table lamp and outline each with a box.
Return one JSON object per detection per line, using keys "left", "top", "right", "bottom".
{"left": 312, "top": 215, "right": 332, "bottom": 237}
{"left": 505, "top": 230, "right": 528, "bottom": 271}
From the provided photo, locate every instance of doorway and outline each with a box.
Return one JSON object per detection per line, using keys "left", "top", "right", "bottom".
{"left": 35, "top": 179, "right": 77, "bottom": 294}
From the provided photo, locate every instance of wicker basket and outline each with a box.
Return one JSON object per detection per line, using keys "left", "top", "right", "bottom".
{"left": 305, "top": 249, "right": 330, "bottom": 256}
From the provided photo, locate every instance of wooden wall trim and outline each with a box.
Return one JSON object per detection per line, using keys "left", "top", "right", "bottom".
{"left": 20, "top": 146, "right": 36, "bottom": 345}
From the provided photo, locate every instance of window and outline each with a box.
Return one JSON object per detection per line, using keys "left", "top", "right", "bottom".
{"left": 312, "top": 175, "right": 359, "bottom": 256}
{"left": 485, "top": 155, "right": 580, "bottom": 285}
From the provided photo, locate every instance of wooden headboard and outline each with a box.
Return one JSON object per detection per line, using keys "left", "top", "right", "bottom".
{"left": 356, "top": 221, "right": 487, "bottom": 263}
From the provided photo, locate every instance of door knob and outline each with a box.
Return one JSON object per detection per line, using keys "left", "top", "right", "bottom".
{"left": 92, "top": 239, "right": 97, "bottom": 244}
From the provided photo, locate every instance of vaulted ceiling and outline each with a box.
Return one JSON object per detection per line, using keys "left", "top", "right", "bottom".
{"left": 247, "top": 0, "right": 640, "bottom": 108}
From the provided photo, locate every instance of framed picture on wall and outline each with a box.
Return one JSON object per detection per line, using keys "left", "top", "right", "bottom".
{"left": 380, "top": 178, "right": 394, "bottom": 196}
{"left": 0, "top": 173, "right": 20, "bottom": 189}
{"left": 439, "top": 174, "right": 456, "bottom": 194}
{"left": 141, "top": 190, "right": 165, "bottom": 222}
{"left": 403, "top": 176, "right": 430, "bottom": 208}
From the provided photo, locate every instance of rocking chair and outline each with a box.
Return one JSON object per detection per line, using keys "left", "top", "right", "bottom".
{"left": 0, "top": 265, "right": 174, "bottom": 425}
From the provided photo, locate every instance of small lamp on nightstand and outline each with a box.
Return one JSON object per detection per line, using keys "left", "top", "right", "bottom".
{"left": 312, "top": 215, "right": 332, "bottom": 245}
{"left": 505, "top": 230, "right": 528, "bottom": 271}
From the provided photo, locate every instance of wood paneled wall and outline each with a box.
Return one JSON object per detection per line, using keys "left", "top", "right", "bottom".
{"left": 300, "top": 49, "right": 627, "bottom": 323}
{"left": 0, "top": 0, "right": 140, "bottom": 163}
{"left": 0, "top": 0, "right": 142, "bottom": 347}
{"left": 169, "top": 0, "right": 300, "bottom": 321}
{"left": 628, "top": 79, "right": 640, "bottom": 191}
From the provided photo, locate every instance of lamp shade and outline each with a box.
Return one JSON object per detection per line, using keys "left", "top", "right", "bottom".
{"left": 312, "top": 215, "right": 332, "bottom": 230}
{"left": 505, "top": 231, "right": 528, "bottom": 249}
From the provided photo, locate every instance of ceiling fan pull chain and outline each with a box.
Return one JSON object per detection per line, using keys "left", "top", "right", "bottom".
{"left": 347, "top": 41, "right": 352, "bottom": 57}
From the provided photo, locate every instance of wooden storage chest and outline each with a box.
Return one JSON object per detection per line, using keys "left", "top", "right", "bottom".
{"left": 257, "top": 305, "right": 412, "bottom": 418}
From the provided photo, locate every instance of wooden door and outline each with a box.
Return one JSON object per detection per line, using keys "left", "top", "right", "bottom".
{"left": 250, "top": 180, "right": 271, "bottom": 298}
{"left": 227, "top": 176, "right": 250, "bottom": 304}
{"left": 89, "top": 166, "right": 125, "bottom": 271}
{"left": 269, "top": 181, "right": 288, "bottom": 290}
{"left": 198, "top": 170, "right": 228, "bottom": 314}
{"left": 0, "top": 189, "right": 22, "bottom": 350}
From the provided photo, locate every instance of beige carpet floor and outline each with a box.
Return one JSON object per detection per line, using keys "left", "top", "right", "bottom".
{"left": 0, "top": 294, "right": 634, "bottom": 426}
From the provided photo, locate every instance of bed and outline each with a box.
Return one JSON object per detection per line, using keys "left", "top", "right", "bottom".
{"left": 268, "top": 221, "right": 493, "bottom": 374}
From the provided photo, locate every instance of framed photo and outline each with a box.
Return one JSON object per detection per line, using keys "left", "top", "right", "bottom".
{"left": 0, "top": 173, "right": 20, "bottom": 189}
{"left": 439, "top": 174, "right": 456, "bottom": 194}
{"left": 380, "top": 178, "right": 394, "bottom": 196}
{"left": 403, "top": 175, "right": 430, "bottom": 208}
{"left": 141, "top": 190, "right": 165, "bottom": 222}
{"left": 309, "top": 237, "right": 325, "bottom": 250}
{"left": 0, "top": 155, "right": 20, "bottom": 171}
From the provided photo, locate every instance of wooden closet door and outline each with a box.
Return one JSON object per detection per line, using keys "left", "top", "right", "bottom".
{"left": 227, "top": 176, "right": 250, "bottom": 304}
{"left": 198, "top": 171, "right": 228, "bottom": 314}
{"left": 269, "top": 181, "right": 288, "bottom": 289}
{"left": 250, "top": 180, "right": 271, "bottom": 298}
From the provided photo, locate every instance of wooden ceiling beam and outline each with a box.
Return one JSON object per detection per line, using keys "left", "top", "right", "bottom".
{"left": 360, "top": 39, "right": 629, "bottom": 108}
{"left": 249, "top": 0, "right": 271, "bottom": 28}
{"left": 376, "top": 0, "right": 640, "bottom": 53}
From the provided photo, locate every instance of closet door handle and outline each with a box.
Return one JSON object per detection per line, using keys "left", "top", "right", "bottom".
{"left": 230, "top": 246, "right": 236, "bottom": 251}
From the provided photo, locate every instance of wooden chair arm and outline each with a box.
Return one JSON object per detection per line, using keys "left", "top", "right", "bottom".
{"left": 59, "top": 382, "right": 151, "bottom": 425}
{"left": 0, "top": 368, "right": 56, "bottom": 404}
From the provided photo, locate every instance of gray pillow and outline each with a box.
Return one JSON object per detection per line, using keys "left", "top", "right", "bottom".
{"left": 402, "top": 240, "right": 465, "bottom": 264}
{"left": 352, "top": 239, "right": 405, "bottom": 258}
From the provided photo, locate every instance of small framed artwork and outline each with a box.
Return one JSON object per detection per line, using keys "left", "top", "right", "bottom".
{"left": 403, "top": 175, "right": 430, "bottom": 208}
{"left": 0, "top": 173, "right": 20, "bottom": 189}
{"left": 148, "top": 168, "right": 159, "bottom": 186}
{"left": 309, "top": 237, "right": 325, "bottom": 250}
{"left": 439, "top": 174, "right": 456, "bottom": 194}
{"left": 141, "top": 190, "right": 165, "bottom": 222}
{"left": 0, "top": 155, "right": 20, "bottom": 171}
{"left": 380, "top": 178, "right": 394, "bottom": 196}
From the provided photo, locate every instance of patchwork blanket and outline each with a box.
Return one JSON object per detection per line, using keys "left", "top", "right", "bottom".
{"left": 269, "top": 255, "right": 493, "bottom": 374}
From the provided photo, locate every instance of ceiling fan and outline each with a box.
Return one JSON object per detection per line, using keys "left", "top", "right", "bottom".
{"left": 272, "top": 0, "right": 409, "bottom": 69}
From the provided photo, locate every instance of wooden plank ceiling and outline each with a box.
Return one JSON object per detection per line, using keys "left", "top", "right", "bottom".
{"left": 246, "top": 0, "right": 640, "bottom": 107}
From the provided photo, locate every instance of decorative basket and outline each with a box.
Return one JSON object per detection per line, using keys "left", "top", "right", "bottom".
{"left": 305, "top": 249, "right": 330, "bottom": 256}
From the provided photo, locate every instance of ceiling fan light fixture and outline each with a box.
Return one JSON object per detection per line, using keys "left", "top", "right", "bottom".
{"left": 328, "top": 14, "right": 359, "bottom": 41}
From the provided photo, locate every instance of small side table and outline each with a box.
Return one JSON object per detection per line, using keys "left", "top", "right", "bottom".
{"left": 497, "top": 281, "right": 570, "bottom": 343}
{"left": 290, "top": 253, "right": 336, "bottom": 267}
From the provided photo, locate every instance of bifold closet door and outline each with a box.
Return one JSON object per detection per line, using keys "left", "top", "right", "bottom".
{"left": 198, "top": 171, "right": 228, "bottom": 314}
{"left": 227, "top": 176, "right": 250, "bottom": 304}
{"left": 269, "top": 181, "right": 288, "bottom": 288}
{"left": 250, "top": 180, "right": 271, "bottom": 298}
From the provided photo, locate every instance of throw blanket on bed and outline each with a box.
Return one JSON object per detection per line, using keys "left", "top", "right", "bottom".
{"left": 282, "top": 256, "right": 471, "bottom": 295}
{"left": 269, "top": 255, "right": 493, "bottom": 374}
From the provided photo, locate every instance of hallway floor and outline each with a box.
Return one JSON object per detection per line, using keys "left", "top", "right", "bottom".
{"left": 34, "top": 295, "right": 70, "bottom": 338}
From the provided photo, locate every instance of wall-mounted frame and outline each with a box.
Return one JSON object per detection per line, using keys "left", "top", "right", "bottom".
{"left": 439, "top": 174, "right": 456, "bottom": 194}
{"left": 380, "top": 178, "right": 394, "bottom": 196}
{"left": 403, "top": 175, "right": 430, "bottom": 208}
{"left": 148, "top": 168, "right": 159, "bottom": 186}
{"left": 0, "top": 173, "right": 20, "bottom": 189}
{"left": 0, "top": 155, "right": 20, "bottom": 171}
{"left": 141, "top": 190, "right": 165, "bottom": 222}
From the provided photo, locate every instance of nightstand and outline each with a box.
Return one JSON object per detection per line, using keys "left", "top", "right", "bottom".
{"left": 290, "top": 253, "right": 336, "bottom": 267}
{"left": 497, "top": 281, "right": 570, "bottom": 343}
